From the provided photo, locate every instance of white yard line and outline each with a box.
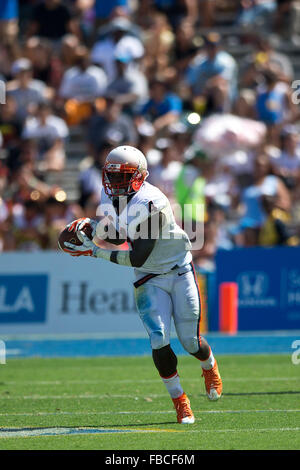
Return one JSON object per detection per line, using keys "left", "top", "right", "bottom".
{"left": 0, "top": 426, "right": 299, "bottom": 439}
{"left": 180, "top": 427, "right": 300, "bottom": 434}
{"left": 0, "top": 393, "right": 166, "bottom": 400}
{"left": 0, "top": 389, "right": 300, "bottom": 400}
{"left": 0, "top": 428, "right": 178, "bottom": 438}
{"left": 1, "top": 377, "right": 299, "bottom": 386}
{"left": 0, "top": 409, "right": 299, "bottom": 417}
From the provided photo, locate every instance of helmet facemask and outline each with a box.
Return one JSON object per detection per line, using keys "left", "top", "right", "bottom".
{"left": 103, "top": 164, "right": 146, "bottom": 197}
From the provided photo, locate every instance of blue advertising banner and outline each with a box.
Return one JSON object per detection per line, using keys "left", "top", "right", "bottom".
{"left": 0, "top": 274, "right": 48, "bottom": 323}
{"left": 0, "top": 252, "right": 139, "bottom": 335}
{"left": 215, "top": 247, "right": 300, "bottom": 331}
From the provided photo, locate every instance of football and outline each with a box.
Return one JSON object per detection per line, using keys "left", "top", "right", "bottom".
{"left": 58, "top": 223, "right": 93, "bottom": 252}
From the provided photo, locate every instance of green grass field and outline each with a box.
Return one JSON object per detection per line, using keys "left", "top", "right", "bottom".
{"left": 0, "top": 354, "right": 299, "bottom": 450}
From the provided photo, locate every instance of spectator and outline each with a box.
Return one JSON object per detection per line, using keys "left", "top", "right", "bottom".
{"left": 0, "top": 0, "right": 19, "bottom": 45}
{"left": 5, "top": 137, "right": 39, "bottom": 176}
{"left": 6, "top": 58, "right": 48, "bottom": 121}
{"left": 0, "top": 160, "right": 7, "bottom": 193}
{"left": 81, "top": 194, "right": 101, "bottom": 219}
{"left": 138, "top": 79, "right": 182, "bottom": 132}
{"left": 168, "top": 121, "right": 192, "bottom": 156}
{"left": 199, "top": 0, "right": 216, "bottom": 28}
{"left": 59, "top": 45, "right": 107, "bottom": 125}
{"left": 0, "top": 95, "right": 23, "bottom": 149}
{"left": 175, "top": 147, "right": 211, "bottom": 241}
{"left": 204, "top": 160, "right": 238, "bottom": 211}
{"left": 238, "top": 153, "right": 291, "bottom": 245}
{"left": 1, "top": 0, "right": 300, "bottom": 256}
{"left": 153, "top": 0, "right": 199, "bottom": 29}
{"left": 106, "top": 54, "right": 149, "bottom": 113}
{"left": 236, "top": 0, "right": 277, "bottom": 30}
{"left": 91, "top": 17, "right": 144, "bottom": 82}
{"left": 274, "top": 0, "right": 300, "bottom": 41}
{"left": 42, "top": 196, "right": 75, "bottom": 249}
{"left": 271, "top": 126, "right": 300, "bottom": 190}
{"left": 233, "top": 89, "right": 256, "bottom": 119}
{"left": 86, "top": 96, "right": 138, "bottom": 159}
{"left": 0, "top": 181, "right": 9, "bottom": 251}
{"left": 94, "top": 0, "right": 130, "bottom": 28}
{"left": 191, "top": 219, "right": 218, "bottom": 271}
{"left": 0, "top": 42, "right": 20, "bottom": 79}
{"left": 60, "top": 34, "right": 81, "bottom": 70}
{"left": 255, "top": 68, "right": 296, "bottom": 143}
{"left": 24, "top": 37, "right": 56, "bottom": 86}
{"left": 11, "top": 199, "right": 47, "bottom": 251}
{"left": 22, "top": 102, "right": 69, "bottom": 172}
{"left": 27, "top": 0, "right": 79, "bottom": 42}
{"left": 142, "top": 12, "right": 175, "bottom": 81}
{"left": 78, "top": 142, "right": 113, "bottom": 207}
{"left": 171, "top": 19, "right": 198, "bottom": 80}
{"left": 240, "top": 35, "right": 294, "bottom": 88}
{"left": 258, "top": 192, "right": 299, "bottom": 246}
{"left": 136, "top": 121, "right": 162, "bottom": 167}
{"left": 8, "top": 155, "right": 63, "bottom": 205}
{"left": 208, "top": 202, "right": 234, "bottom": 251}
{"left": 184, "top": 32, "right": 238, "bottom": 115}
{"left": 148, "top": 137, "right": 182, "bottom": 201}
{"left": 59, "top": 45, "right": 107, "bottom": 100}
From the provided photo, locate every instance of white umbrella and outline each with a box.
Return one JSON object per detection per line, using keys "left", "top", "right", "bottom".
{"left": 194, "top": 114, "right": 266, "bottom": 157}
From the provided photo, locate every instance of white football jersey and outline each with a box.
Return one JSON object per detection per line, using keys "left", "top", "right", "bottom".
{"left": 98, "top": 182, "right": 192, "bottom": 274}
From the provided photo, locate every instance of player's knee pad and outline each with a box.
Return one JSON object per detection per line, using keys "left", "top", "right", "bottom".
{"left": 150, "top": 329, "right": 169, "bottom": 350}
{"left": 179, "top": 335, "right": 199, "bottom": 355}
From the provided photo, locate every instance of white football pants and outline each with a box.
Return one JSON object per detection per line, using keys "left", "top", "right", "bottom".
{"left": 134, "top": 263, "right": 202, "bottom": 353}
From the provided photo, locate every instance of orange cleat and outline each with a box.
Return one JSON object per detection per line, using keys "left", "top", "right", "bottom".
{"left": 172, "top": 392, "right": 195, "bottom": 424}
{"left": 202, "top": 360, "right": 223, "bottom": 401}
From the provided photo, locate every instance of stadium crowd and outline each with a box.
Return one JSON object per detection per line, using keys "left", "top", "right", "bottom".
{"left": 1, "top": 0, "right": 300, "bottom": 269}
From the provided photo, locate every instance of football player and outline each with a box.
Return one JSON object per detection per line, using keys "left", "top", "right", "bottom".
{"left": 62, "top": 145, "right": 222, "bottom": 424}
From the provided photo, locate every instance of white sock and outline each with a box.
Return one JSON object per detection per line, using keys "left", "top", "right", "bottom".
{"left": 200, "top": 348, "right": 215, "bottom": 370}
{"left": 161, "top": 371, "right": 184, "bottom": 399}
